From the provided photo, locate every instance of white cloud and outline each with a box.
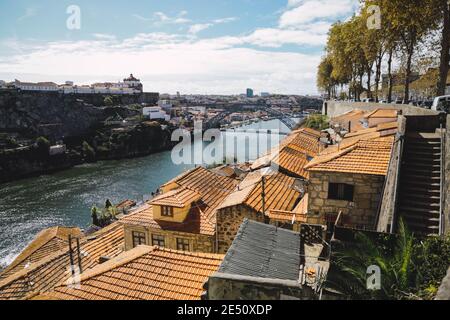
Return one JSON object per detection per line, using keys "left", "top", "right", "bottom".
{"left": 133, "top": 11, "right": 191, "bottom": 26}
{"left": 92, "top": 34, "right": 117, "bottom": 41}
{"left": 0, "top": 34, "right": 320, "bottom": 94}
{"left": 280, "top": 0, "right": 358, "bottom": 28}
{"left": 189, "top": 24, "right": 213, "bottom": 34}
{"left": 18, "top": 8, "right": 37, "bottom": 22}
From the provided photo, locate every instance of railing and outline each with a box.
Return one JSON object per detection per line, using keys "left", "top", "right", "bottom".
{"left": 390, "top": 134, "right": 404, "bottom": 234}
{"left": 439, "top": 124, "right": 446, "bottom": 236}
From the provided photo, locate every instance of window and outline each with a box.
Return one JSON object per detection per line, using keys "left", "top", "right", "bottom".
{"left": 152, "top": 234, "right": 165, "bottom": 247}
{"left": 176, "top": 238, "right": 190, "bottom": 251}
{"left": 161, "top": 206, "right": 174, "bottom": 217}
{"left": 328, "top": 183, "right": 354, "bottom": 201}
{"left": 132, "top": 231, "right": 146, "bottom": 248}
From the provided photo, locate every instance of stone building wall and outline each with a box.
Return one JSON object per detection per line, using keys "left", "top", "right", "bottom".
{"left": 123, "top": 225, "right": 214, "bottom": 253}
{"left": 216, "top": 205, "right": 264, "bottom": 253}
{"left": 206, "top": 273, "right": 315, "bottom": 300}
{"left": 307, "top": 171, "right": 384, "bottom": 230}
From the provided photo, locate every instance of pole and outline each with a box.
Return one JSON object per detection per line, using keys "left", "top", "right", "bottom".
{"left": 76, "top": 237, "right": 82, "bottom": 274}
{"left": 68, "top": 235, "right": 75, "bottom": 276}
{"left": 261, "top": 176, "right": 266, "bottom": 216}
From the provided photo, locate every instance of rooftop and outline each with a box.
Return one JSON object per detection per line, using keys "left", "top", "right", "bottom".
{"left": 149, "top": 187, "right": 202, "bottom": 208}
{"left": 217, "top": 169, "right": 302, "bottom": 214}
{"left": 33, "top": 246, "right": 224, "bottom": 300}
{"left": 305, "top": 136, "right": 395, "bottom": 176}
{"left": 0, "top": 222, "right": 124, "bottom": 300}
{"left": 218, "top": 219, "right": 301, "bottom": 281}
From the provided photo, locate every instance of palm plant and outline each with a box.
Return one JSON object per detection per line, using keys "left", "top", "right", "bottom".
{"left": 326, "top": 220, "right": 419, "bottom": 300}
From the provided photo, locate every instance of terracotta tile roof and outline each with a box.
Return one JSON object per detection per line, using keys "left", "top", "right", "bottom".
{"left": 288, "top": 129, "right": 322, "bottom": 157}
{"left": 331, "top": 109, "right": 368, "bottom": 131}
{"left": 273, "top": 146, "right": 310, "bottom": 179}
{"left": 34, "top": 246, "right": 224, "bottom": 300}
{"left": 149, "top": 187, "right": 202, "bottom": 208}
{"left": 163, "top": 166, "right": 239, "bottom": 221}
{"left": 120, "top": 204, "right": 216, "bottom": 236}
{"left": 305, "top": 136, "right": 394, "bottom": 176}
{"left": 345, "top": 121, "right": 398, "bottom": 138}
{"left": 218, "top": 170, "right": 302, "bottom": 214}
{"left": 267, "top": 194, "right": 308, "bottom": 223}
{"left": 0, "top": 227, "right": 82, "bottom": 280}
{"left": 0, "top": 222, "right": 124, "bottom": 300}
{"left": 364, "top": 109, "right": 399, "bottom": 119}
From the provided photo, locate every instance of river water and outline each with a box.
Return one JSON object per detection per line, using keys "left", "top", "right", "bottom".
{"left": 0, "top": 119, "right": 297, "bottom": 268}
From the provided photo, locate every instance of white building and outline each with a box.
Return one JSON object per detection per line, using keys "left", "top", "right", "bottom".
{"left": 14, "top": 80, "right": 59, "bottom": 92}
{"left": 143, "top": 107, "right": 170, "bottom": 121}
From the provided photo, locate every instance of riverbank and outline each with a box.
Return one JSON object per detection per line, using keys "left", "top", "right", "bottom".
{"left": 0, "top": 118, "right": 293, "bottom": 268}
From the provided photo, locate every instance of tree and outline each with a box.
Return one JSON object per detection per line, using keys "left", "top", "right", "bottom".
{"left": 91, "top": 206, "right": 99, "bottom": 226}
{"left": 436, "top": 0, "right": 450, "bottom": 96}
{"left": 317, "top": 57, "right": 335, "bottom": 98}
{"left": 384, "top": 0, "right": 437, "bottom": 103}
{"left": 328, "top": 221, "right": 418, "bottom": 300}
{"left": 104, "top": 96, "right": 114, "bottom": 106}
{"left": 36, "top": 136, "right": 51, "bottom": 154}
{"left": 82, "top": 141, "right": 96, "bottom": 162}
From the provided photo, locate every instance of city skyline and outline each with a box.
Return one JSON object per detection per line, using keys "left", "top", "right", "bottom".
{"left": 0, "top": 0, "right": 359, "bottom": 95}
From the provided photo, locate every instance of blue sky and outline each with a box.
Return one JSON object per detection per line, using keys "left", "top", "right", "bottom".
{"left": 0, "top": 0, "right": 359, "bottom": 94}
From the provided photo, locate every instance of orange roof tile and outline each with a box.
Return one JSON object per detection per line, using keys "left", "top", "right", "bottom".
{"left": 364, "top": 109, "right": 399, "bottom": 119}
{"left": 120, "top": 204, "right": 215, "bottom": 236}
{"left": 0, "top": 222, "right": 124, "bottom": 300}
{"left": 0, "top": 227, "right": 82, "bottom": 281}
{"left": 273, "top": 146, "right": 310, "bottom": 179}
{"left": 149, "top": 187, "right": 202, "bottom": 208}
{"left": 305, "top": 136, "right": 394, "bottom": 176}
{"left": 34, "top": 246, "right": 224, "bottom": 300}
{"left": 218, "top": 170, "right": 302, "bottom": 214}
{"left": 267, "top": 194, "right": 309, "bottom": 223}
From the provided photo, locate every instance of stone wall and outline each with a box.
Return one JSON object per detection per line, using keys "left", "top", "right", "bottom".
{"left": 216, "top": 205, "right": 264, "bottom": 253}
{"left": 444, "top": 114, "right": 450, "bottom": 235}
{"left": 206, "top": 272, "right": 315, "bottom": 300}
{"left": 123, "top": 225, "right": 215, "bottom": 253}
{"left": 308, "top": 171, "right": 384, "bottom": 230}
{"left": 376, "top": 116, "right": 406, "bottom": 233}
{"left": 322, "top": 101, "right": 438, "bottom": 118}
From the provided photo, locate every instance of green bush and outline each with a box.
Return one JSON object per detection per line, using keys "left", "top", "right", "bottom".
{"left": 82, "top": 141, "right": 96, "bottom": 162}
{"left": 36, "top": 136, "right": 50, "bottom": 153}
{"left": 304, "top": 114, "right": 329, "bottom": 130}
{"left": 104, "top": 96, "right": 114, "bottom": 106}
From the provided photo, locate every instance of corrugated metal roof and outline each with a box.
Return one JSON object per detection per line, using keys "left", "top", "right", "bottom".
{"left": 218, "top": 219, "right": 301, "bottom": 281}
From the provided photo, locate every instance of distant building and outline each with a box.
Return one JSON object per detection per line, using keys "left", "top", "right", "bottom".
{"left": 260, "top": 92, "right": 270, "bottom": 97}
{"left": 142, "top": 106, "right": 170, "bottom": 121}
{"left": 14, "top": 80, "right": 59, "bottom": 92}
{"left": 0, "top": 80, "right": 6, "bottom": 88}
{"left": 246, "top": 88, "right": 254, "bottom": 98}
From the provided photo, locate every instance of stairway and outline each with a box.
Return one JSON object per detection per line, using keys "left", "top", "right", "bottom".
{"left": 397, "top": 132, "right": 442, "bottom": 237}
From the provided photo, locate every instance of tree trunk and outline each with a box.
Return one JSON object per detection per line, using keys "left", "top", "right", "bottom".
{"left": 387, "top": 49, "right": 394, "bottom": 103}
{"left": 375, "top": 53, "right": 383, "bottom": 102}
{"left": 404, "top": 43, "right": 414, "bottom": 104}
{"left": 437, "top": 2, "right": 450, "bottom": 96}
{"left": 367, "top": 67, "right": 372, "bottom": 100}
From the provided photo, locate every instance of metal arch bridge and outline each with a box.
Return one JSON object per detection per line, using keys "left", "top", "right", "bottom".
{"left": 261, "top": 107, "right": 298, "bottom": 130}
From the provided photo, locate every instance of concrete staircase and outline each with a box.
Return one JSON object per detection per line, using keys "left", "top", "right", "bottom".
{"left": 397, "top": 132, "right": 442, "bottom": 237}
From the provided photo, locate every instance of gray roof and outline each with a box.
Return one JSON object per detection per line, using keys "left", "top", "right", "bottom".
{"left": 219, "top": 219, "right": 301, "bottom": 281}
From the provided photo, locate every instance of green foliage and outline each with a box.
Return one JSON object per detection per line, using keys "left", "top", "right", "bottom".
{"left": 328, "top": 221, "right": 450, "bottom": 300}
{"left": 104, "top": 96, "right": 114, "bottom": 106}
{"left": 82, "top": 141, "right": 96, "bottom": 162}
{"left": 304, "top": 114, "right": 329, "bottom": 130}
{"left": 91, "top": 203, "right": 118, "bottom": 227}
{"left": 36, "top": 136, "right": 50, "bottom": 154}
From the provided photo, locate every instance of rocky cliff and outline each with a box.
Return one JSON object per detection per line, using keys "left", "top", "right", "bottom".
{"left": 0, "top": 90, "right": 171, "bottom": 183}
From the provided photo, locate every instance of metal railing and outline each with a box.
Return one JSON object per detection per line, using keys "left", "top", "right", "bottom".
{"left": 439, "top": 124, "right": 446, "bottom": 236}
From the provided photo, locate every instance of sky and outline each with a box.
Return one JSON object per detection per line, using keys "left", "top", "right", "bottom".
{"left": 0, "top": 0, "right": 359, "bottom": 95}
